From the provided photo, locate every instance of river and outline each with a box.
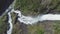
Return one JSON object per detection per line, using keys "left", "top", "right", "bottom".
{"left": 2, "top": 0, "right": 60, "bottom": 34}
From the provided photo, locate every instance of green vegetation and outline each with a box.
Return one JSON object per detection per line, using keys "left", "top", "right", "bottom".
{"left": 11, "top": 15, "right": 45, "bottom": 34}
{"left": 15, "top": 0, "right": 60, "bottom": 16}
{"left": 14, "top": 0, "right": 41, "bottom": 16}
{"left": 36, "top": 29, "right": 44, "bottom": 34}
{"left": 0, "top": 14, "right": 7, "bottom": 34}
{"left": 11, "top": 12, "right": 22, "bottom": 34}
{"left": 53, "top": 21, "right": 60, "bottom": 34}
{"left": 28, "top": 23, "right": 45, "bottom": 34}
{"left": 1, "top": 0, "right": 60, "bottom": 34}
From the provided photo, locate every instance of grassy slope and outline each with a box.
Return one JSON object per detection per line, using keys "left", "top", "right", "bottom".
{"left": 11, "top": 12, "right": 45, "bottom": 34}
{"left": 0, "top": 14, "right": 7, "bottom": 34}
{"left": 13, "top": 0, "right": 60, "bottom": 34}
{"left": 11, "top": 13, "right": 60, "bottom": 34}
{"left": 14, "top": 0, "right": 60, "bottom": 16}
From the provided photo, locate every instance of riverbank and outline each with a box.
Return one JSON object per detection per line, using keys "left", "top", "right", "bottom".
{"left": 0, "top": 13, "right": 7, "bottom": 34}
{"left": 1, "top": 0, "right": 60, "bottom": 34}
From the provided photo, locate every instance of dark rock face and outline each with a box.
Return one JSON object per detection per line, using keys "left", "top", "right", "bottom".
{"left": 0, "top": 0, "right": 14, "bottom": 16}
{"left": 20, "top": 23, "right": 28, "bottom": 34}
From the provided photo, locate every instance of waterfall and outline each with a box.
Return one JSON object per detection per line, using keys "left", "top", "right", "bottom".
{"left": 40, "top": 14, "right": 60, "bottom": 21}
{"left": 6, "top": 0, "right": 60, "bottom": 34}
{"left": 7, "top": 12, "right": 13, "bottom": 34}
{"left": 7, "top": 7, "right": 60, "bottom": 34}
{"left": 13, "top": 10, "right": 60, "bottom": 24}
{"left": 7, "top": 8, "right": 60, "bottom": 34}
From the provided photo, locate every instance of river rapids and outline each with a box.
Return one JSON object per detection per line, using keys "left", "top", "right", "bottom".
{"left": 6, "top": 1, "right": 60, "bottom": 34}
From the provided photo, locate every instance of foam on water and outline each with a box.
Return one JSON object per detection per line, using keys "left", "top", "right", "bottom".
{"left": 40, "top": 14, "right": 60, "bottom": 21}
{"left": 7, "top": 8, "right": 60, "bottom": 34}
{"left": 13, "top": 10, "right": 60, "bottom": 24}
{"left": 7, "top": 12, "right": 13, "bottom": 34}
{"left": 6, "top": 1, "right": 60, "bottom": 34}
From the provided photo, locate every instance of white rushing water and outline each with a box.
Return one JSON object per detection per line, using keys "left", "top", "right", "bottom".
{"left": 7, "top": 0, "right": 15, "bottom": 34}
{"left": 7, "top": 12, "right": 13, "bottom": 34}
{"left": 7, "top": 8, "right": 60, "bottom": 34}
{"left": 6, "top": 1, "right": 60, "bottom": 34}
{"left": 40, "top": 14, "right": 60, "bottom": 21}
{"left": 12, "top": 10, "right": 60, "bottom": 24}
{"left": 7, "top": 7, "right": 60, "bottom": 34}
